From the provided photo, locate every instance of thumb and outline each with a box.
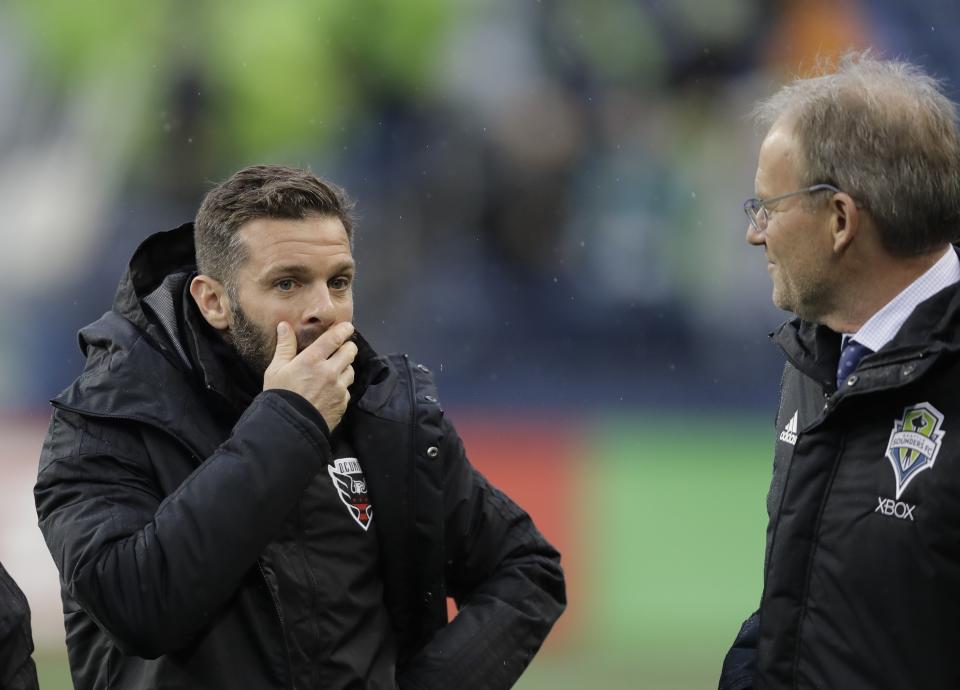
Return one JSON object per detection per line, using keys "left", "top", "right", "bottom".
{"left": 271, "top": 322, "right": 297, "bottom": 365}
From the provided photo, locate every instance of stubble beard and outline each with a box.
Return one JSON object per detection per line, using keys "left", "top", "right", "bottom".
{"left": 225, "top": 295, "right": 329, "bottom": 379}
{"left": 227, "top": 300, "right": 274, "bottom": 379}
{"left": 773, "top": 267, "right": 834, "bottom": 323}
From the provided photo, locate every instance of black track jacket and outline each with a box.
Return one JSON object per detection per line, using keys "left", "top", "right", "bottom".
{"left": 720, "top": 264, "right": 960, "bottom": 689}
{"left": 35, "top": 223, "right": 565, "bottom": 690}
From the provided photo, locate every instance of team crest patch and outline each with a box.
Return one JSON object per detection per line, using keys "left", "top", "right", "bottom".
{"left": 884, "top": 403, "right": 946, "bottom": 499}
{"left": 328, "top": 457, "right": 373, "bottom": 531}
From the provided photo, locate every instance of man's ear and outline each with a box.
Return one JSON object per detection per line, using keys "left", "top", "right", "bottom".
{"left": 189, "top": 275, "right": 232, "bottom": 331}
{"left": 830, "top": 192, "right": 861, "bottom": 254}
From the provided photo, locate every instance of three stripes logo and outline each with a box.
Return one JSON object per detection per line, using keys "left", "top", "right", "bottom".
{"left": 779, "top": 410, "right": 799, "bottom": 446}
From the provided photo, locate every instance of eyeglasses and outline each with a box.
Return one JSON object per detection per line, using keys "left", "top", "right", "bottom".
{"left": 743, "top": 183, "right": 843, "bottom": 233}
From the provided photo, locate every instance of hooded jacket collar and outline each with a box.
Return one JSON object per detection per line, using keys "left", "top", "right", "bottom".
{"left": 109, "top": 223, "right": 197, "bottom": 358}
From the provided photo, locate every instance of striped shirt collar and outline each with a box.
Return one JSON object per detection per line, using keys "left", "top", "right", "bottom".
{"left": 845, "top": 246, "right": 960, "bottom": 352}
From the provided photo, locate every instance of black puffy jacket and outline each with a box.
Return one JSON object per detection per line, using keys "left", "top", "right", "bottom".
{"left": 35, "top": 224, "right": 565, "bottom": 690}
{"left": 0, "top": 561, "right": 38, "bottom": 690}
{"left": 721, "top": 271, "right": 960, "bottom": 689}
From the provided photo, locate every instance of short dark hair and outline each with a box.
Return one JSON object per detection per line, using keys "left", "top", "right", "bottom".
{"left": 195, "top": 164, "right": 355, "bottom": 285}
{"left": 754, "top": 52, "right": 960, "bottom": 257}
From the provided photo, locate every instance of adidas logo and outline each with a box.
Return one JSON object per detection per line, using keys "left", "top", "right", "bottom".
{"left": 779, "top": 410, "right": 799, "bottom": 445}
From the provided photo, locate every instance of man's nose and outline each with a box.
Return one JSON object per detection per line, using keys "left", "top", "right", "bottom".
{"left": 745, "top": 223, "right": 765, "bottom": 246}
{"left": 304, "top": 286, "right": 336, "bottom": 325}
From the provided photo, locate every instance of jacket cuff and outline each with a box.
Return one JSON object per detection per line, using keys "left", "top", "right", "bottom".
{"left": 259, "top": 389, "right": 331, "bottom": 439}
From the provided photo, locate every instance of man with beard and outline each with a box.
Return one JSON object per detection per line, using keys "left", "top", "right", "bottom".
{"left": 35, "top": 165, "right": 565, "bottom": 689}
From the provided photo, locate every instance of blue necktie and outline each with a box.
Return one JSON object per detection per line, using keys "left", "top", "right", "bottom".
{"left": 837, "top": 339, "right": 873, "bottom": 388}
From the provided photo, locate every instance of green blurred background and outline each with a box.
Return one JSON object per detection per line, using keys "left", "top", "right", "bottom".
{"left": 1, "top": 0, "right": 956, "bottom": 687}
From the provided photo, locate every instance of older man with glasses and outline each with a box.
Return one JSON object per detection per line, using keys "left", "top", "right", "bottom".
{"left": 719, "top": 52, "right": 960, "bottom": 690}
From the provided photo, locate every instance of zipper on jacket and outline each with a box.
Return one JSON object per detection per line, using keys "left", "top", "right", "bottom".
{"left": 403, "top": 354, "right": 419, "bottom": 522}
{"left": 403, "top": 355, "right": 448, "bottom": 631}
{"left": 776, "top": 362, "right": 792, "bottom": 424}
{"left": 403, "top": 355, "right": 427, "bottom": 630}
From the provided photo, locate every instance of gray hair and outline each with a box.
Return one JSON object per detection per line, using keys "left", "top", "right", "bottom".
{"left": 754, "top": 51, "right": 960, "bottom": 256}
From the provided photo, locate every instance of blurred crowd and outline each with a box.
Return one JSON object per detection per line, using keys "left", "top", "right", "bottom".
{"left": 3, "top": 0, "right": 960, "bottom": 411}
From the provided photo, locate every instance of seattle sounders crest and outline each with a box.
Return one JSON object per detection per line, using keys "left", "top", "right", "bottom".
{"left": 884, "top": 402, "right": 946, "bottom": 499}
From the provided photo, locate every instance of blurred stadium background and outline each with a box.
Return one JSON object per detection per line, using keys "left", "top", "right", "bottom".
{"left": 1, "top": 0, "right": 958, "bottom": 687}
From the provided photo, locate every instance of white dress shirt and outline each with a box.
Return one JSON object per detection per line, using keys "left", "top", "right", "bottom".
{"left": 846, "top": 246, "right": 960, "bottom": 351}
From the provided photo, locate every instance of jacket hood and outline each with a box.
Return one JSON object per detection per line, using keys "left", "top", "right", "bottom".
{"left": 51, "top": 223, "right": 200, "bottom": 433}
{"left": 95, "top": 222, "right": 198, "bottom": 372}
{"left": 55, "top": 309, "right": 216, "bottom": 457}
{"left": 113, "top": 223, "right": 197, "bottom": 321}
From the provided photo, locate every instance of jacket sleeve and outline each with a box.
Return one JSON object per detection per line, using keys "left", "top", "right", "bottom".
{"left": 34, "top": 390, "right": 330, "bottom": 659}
{"left": 0, "top": 562, "right": 39, "bottom": 690}
{"left": 719, "top": 610, "right": 759, "bottom": 690}
{"left": 397, "top": 420, "right": 566, "bottom": 690}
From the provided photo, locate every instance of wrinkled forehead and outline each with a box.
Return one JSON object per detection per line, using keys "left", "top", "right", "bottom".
{"left": 235, "top": 215, "right": 353, "bottom": 275}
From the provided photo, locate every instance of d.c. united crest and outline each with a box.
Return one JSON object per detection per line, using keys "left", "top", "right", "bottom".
{"left": 328, "top": 457, "right": 373, "bottom": 531}
{"left": 884, "top": 402, "right": 946, "bottom": 499}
